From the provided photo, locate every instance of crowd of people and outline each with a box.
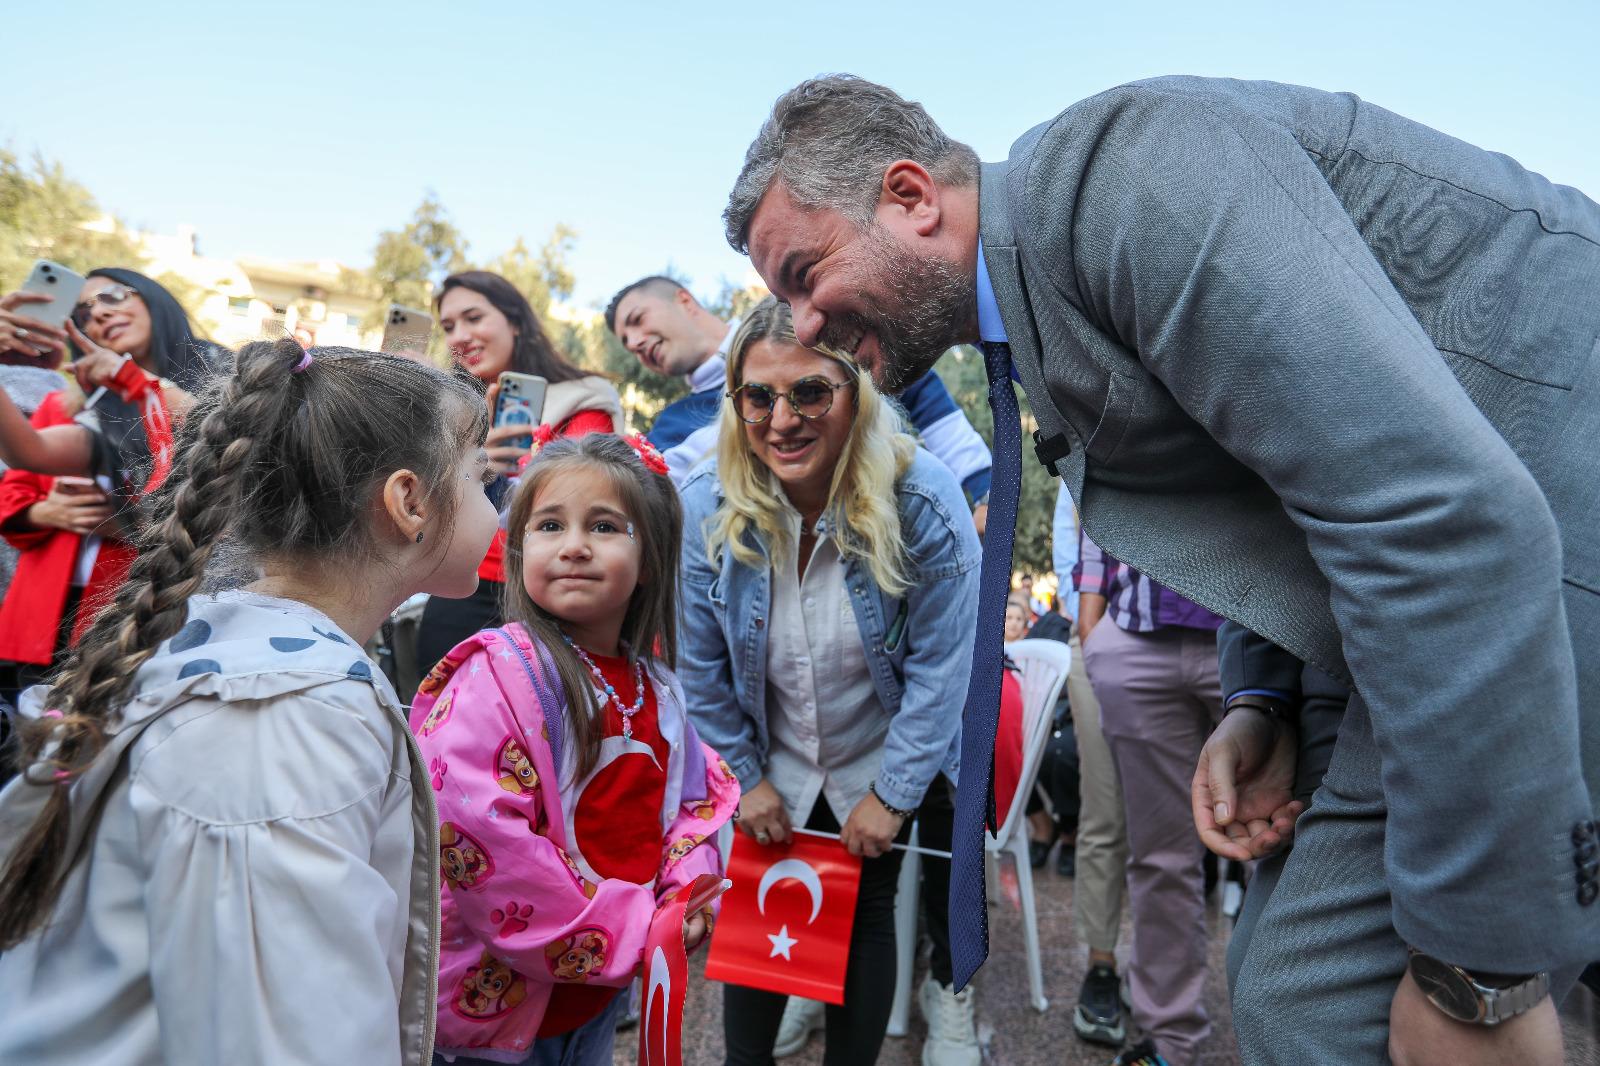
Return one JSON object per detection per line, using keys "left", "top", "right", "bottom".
{"left": 0, "top": 68, "right": 1595, "bottom": 1066}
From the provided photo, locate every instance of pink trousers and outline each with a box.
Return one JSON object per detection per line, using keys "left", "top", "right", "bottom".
{"left": 1082, "top": 621, "right": 1223, "bottom": 1066}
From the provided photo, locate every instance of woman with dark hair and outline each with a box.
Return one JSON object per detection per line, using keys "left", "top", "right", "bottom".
{"left": 413, "top": 270, "right": 623, "bottom": 680}
{"left": 0, "top": 268, "right": 225, "bottom": 700}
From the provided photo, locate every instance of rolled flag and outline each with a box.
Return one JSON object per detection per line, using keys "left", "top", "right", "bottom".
{"left": 640, "top": 874, "right": 729, "bottom": 1066}
{"left": 703, "top": 831, "right": 861, "bottom": 1005}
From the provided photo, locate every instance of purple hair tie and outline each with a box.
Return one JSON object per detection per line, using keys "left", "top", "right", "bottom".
{"left": 42, "top": 709, "right": 62, "bottom": 718}
{"left": 292, "top": 349, "right": 314, "bottom": 373}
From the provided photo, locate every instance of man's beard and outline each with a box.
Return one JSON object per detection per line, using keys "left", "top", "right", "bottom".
{"left": 820, "top": 224, "right": 975, "bottom": 395}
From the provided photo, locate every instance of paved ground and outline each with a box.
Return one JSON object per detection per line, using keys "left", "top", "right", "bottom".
{"left": 622, "top": 841, "right": 1600, "bottom": 1066}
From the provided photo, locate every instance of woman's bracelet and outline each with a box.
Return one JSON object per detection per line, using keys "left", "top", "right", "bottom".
{"left": 869, "top": 781, "right": 916, "bottom": 820}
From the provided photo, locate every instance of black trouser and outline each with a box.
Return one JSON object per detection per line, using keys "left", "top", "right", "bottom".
{"left": 723, "top": 777, "right": 957, "bottom": 1066}
{"left": 413, "top": 580, "right": 503, "bottom": 696}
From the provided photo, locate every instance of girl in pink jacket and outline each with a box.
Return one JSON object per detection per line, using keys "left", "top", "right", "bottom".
{"left": 411, "top": 432, "right": 738, "bottom": 1064}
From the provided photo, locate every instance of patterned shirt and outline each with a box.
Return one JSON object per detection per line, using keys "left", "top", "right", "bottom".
{"left": 1073, "top": 528, "right": 1224, "bottom": 633}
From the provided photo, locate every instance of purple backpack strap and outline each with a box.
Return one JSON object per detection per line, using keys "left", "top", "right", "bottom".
{"left": 680, "top": 716, "right": 708, "bottom": 804}
{"left": 495, "top": 627, "right": 566, "bottom": 774}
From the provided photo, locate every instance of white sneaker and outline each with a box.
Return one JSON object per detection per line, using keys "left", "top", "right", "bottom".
{"left": 918, "top": 974, "right": 980, "bottom": 1066}
{"left": 773, "top": 996, "right": 825, "bottom": 1058}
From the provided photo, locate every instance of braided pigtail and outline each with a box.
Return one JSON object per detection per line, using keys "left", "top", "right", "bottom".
{"left": 0, "top": 338, "right": 305, "bottom": 950}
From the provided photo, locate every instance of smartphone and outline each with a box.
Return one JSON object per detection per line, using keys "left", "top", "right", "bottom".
{"left": 52, "top": 476, "right": 104, "bottom": 498}
{"left": 17, "top": 260, "right": 87, "bottom": 337}
{"left": 494, "top": 372, "right": 548, "bottom": 450}
{"left": 380, "top": 304, "right": 433, "bottom": 355}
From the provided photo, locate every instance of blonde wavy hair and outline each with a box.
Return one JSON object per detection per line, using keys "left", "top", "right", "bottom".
{"left": 707, "top": 296, "right": 917, "bottom": 596}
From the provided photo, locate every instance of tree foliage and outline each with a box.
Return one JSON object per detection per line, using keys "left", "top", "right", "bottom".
{"left": 0, "top": 147, "right": 147, "bottom": 293}
{"left": 368, "top": 193, "right": 470, "bottom": 313}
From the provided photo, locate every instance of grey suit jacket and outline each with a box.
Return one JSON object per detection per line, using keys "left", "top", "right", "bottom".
{"left": 980, "top": 75, "right": 1600, "bottom": 972}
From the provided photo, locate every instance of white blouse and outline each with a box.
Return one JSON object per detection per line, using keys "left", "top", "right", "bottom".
{"left": 763, "top": 507, "right": 892, "bottom": 825}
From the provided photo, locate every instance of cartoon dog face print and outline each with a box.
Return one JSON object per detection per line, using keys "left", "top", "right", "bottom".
{"left": 496, "top": 735, "right": 539, "bottom": 796}
{"left": 418, "top": 650, "right": 469, "bottom": 698}
{"left": 684, "top": 799, "right": 718, "bottom": 821}
{"left": 452, "top": 950, "right": 528, "bottom": 1019}
{"left": 440, "top": 822, "right": 494, "bottom": 891}
{"left": 665, "top": 835, "right": 705, "bottom": 864}
{"left": 545, "top": 928, "right": 609, "bottom": 982}
{"left": 557, "top": 850, "right": 598, "bottom": 899}
{"left": 419, "top": 693, "right": 454, "bottom": 737}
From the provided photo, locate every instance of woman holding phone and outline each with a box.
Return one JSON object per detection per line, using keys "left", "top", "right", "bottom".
{"left": 0, "top": 268, "right": 225, "bottom": 703}
{"left": 412, "top": 270, "right": 623, "bottom": 681}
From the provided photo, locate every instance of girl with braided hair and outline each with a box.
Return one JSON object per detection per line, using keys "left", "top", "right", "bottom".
{"left": 0, "top": 339, "right": 500, "bottom": 1066}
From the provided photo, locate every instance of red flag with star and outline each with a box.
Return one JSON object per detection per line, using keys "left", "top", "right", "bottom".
{"left": 641, "top": 874, "right": 727, "bottom": 1066}
{"left": 704, "top": 832, "right": 861, "bottom": 1005}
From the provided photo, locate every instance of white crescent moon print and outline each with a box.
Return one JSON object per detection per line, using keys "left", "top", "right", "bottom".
{"left": 756, "top": 859, "right": 825, "bottom": 924}
{"left": 646, "top": 944, "right": 671, "bottom": 1066}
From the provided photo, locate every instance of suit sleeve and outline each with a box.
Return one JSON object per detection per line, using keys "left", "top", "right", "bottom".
{"left": 1034, "top": 85, "right": 1590, "bottom": 971}
{"left": 1215, "top": 621, "right": 1302, "bottom": 706}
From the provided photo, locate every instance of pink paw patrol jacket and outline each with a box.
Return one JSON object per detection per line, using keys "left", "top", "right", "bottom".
{"left": 410, "top": 624, "right": 738, "bottom": 1063}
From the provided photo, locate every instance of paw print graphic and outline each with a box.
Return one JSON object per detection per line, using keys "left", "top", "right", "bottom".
{"left": 491, "top": 900, "right": 534, "bottom": 938}
{"left": 430, "top": 757, "right": 448, "bottom": 791}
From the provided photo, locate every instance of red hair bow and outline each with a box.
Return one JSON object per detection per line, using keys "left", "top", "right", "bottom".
{"left": 625, "top": 434, "right": 670, "bottom": 477}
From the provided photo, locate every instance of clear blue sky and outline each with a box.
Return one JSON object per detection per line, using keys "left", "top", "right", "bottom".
{"left": 5, "top": 1, "right": 1597, "bottom": 309}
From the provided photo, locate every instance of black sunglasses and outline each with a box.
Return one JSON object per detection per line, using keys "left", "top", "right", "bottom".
{"left": 728, "top": 376, "right": 853, "bottom": 424}
{"left": 71, "top": 283, "right": 138, "bottom": 329}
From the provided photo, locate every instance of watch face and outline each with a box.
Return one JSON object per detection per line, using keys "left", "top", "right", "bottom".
{"left": 1410, "top": 954, "right": 1486, "bottom": 1023}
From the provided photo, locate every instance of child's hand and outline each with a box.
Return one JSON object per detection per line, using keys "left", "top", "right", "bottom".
{"left": 683, "top": 907, "right": 712, "bottom": 950}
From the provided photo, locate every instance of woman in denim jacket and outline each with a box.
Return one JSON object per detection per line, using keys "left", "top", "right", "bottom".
{"left": 677, "top": 297, "right": 980, "bottom": 1066}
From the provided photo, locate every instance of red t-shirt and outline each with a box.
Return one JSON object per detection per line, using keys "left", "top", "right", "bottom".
{"left": 538, "top": 650, "right": 671, "bottom": 1037}
{"left": 478, "top": 408, "right": 616, "bottom": 584}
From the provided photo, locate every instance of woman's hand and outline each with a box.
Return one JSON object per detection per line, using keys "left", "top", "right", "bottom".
{"left": 64, "top": 321, "right": 127, "bottom": 391}
{"left": 26, "top": 478, "right": 114, "bottom": 535}
{"left": 682, "top": 907, "right": 713, "bottom": 950}
{"left": 1389, "top": 968, "right": 1562, "bottom": 1066}
{"left": 482, "top": 382, "right": 532, "bottom": 477}
{"left": 840, "top": 793, "right": 904, "bottom": 859}
{"left": 1191, "top": 707, "right": 1304, "bottom": 861}
{"left": 0, "top": 292, "right": 68, "bottom": 361}
{"left": 736, "top": 778, "right": 792, "bottom": 846}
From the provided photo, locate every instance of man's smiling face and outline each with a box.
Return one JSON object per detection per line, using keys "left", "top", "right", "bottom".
{"left": 746, "top": 182, "right": 974, "bottom": 395}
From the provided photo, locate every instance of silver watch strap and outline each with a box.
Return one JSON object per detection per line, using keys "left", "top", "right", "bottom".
{"left": 1482, "top": 971, "right": 1550, "bottom": 1026}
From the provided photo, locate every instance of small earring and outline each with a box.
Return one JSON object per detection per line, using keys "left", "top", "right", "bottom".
{"left": 416, "top": 532, "right": 425, "bottom": 543}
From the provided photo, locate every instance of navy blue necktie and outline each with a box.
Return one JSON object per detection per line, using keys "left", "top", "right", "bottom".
{"left": 950, "top": 339, "right": 1020, "bottom": 990}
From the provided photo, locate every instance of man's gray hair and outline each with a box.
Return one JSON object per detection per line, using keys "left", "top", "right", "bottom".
{"left": 724, "top": 75, "right": 979, "bottom": 254}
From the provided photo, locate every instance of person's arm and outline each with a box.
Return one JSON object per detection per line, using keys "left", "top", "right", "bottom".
{"left": 0, "top": 386, "right": 92, "bottom": 475}
{"left": 1072, "top": 528, "right": 1108, "bottom": 640}
{"left": 1050, "top": 483, "right": 1078, "bottom": 624}
{"left": 897, "top": 372, "right": 992, "bottom": 505}
{"left": 1048, "top": 84, "right": 1589, "bottom": 974}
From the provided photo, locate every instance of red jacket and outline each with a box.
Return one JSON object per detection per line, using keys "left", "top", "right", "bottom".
{"left": 0, "top": 392, "right": 138, "bottom": 664}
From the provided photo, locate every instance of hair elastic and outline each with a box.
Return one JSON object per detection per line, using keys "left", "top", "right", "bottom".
{"left": 291, "top": 349, "right": 314, "bottom": 373}
{"left": 42, "top": 709, "right": 62, "bottom": 718}
{"left": 53, "top": 770, "right": 72, "bottom": 782}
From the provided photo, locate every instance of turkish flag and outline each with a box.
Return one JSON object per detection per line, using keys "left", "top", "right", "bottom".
{"left": 704, "top": 832, "right": 861, "bottom": 1005}
{"left": 641, "top": 874, "right": 727, "bottom": 1066}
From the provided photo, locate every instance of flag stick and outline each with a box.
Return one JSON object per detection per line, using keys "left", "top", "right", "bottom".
{"left": 790, "top": 826, "right": 954, "bottom": 859}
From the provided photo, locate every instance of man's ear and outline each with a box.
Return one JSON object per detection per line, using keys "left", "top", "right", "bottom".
{"left": 879, "top": 160, "right": 941, "bottom": 237}
{"left": 674, "top": 286, "right": 699, "bottom": 314}
{"left": 382, "top": 468, "right": 427, "bottom": 543}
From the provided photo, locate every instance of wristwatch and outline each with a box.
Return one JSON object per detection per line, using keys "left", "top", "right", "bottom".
{"left": 1406, "top": 949, "right": 1549, "bottom": 1026}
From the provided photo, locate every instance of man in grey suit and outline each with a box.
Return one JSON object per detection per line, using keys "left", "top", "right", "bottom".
{"left": 724, "top": 75, "right": 1598, "bottom": 1066}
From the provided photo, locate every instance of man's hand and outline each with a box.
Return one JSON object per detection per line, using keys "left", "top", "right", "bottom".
{"left": 840, "top": 793, "right": 904, "bottom": 858}
{"left": 27, "top": 479, "right": 113, "bottom": 536}
{"left": 736, "top": 778, "right": 793, "bottom": 846}
{"left": 1192, "top": 707, "right": 1303, "bottom": 861}
{"left": 1389, "top": 968, "right": 1563, "bottom": 1066}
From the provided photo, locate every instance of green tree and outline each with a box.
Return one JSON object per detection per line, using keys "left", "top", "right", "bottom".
{"left": 932, "top": 345, "right": 1058, "bottom": 578}
{"left": 486, "top": 226, "right": 576, "bottom": 319}
{"left": 368, "top": 193, "right": 470, "bottom": 313}
{"left": 0, "top": 147, "right": 147, "bottom": 292}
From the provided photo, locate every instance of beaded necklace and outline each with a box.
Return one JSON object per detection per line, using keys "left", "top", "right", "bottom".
{"left": 562, "top": 635, "right": 646, "bottom": 739}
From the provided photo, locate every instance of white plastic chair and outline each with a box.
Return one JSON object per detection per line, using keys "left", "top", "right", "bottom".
{"left": 986, "top": 638, "right": 1072, "bottom": 1014}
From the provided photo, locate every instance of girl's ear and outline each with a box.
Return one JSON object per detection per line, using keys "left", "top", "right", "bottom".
{"left": 381, "top": 468, "right": 428, "bottom": 544}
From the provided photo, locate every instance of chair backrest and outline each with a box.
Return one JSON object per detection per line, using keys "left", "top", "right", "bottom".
{"left": 990, "top": 638, "right": 1073, "bottom": 850}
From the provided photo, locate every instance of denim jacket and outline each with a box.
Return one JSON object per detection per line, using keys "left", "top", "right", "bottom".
{"left": 677, "top": 448, "right": 981, "bottom": 811}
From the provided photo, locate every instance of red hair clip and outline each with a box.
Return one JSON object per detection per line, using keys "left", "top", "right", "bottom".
{"left": 624, "top": 434, "right": 670, "bottom": 476}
